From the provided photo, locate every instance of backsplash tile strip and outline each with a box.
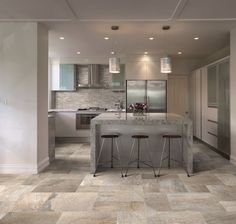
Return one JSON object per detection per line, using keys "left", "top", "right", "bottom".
{"left": 55, "top": 89, "right": 125, "bottom": 109}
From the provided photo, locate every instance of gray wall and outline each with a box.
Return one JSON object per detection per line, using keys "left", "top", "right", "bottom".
{"left": 0, "top": 22, "right": 49, "bottom": 174}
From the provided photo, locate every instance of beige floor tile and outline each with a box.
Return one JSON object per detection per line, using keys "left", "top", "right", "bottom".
{"left": 12, "top": 192, "right": 52, "bottom": 212}
{"left": 144, "top": 193, "right": 171, "bottom": 211}
{"left": 0, "top": 184, "right": 35, "bottom": 202}
{"left": 178, "top": 174, "right": 223, "bottom": 185}
{"left": 157, "top": 175, "right": 187, "bottom": 193}
{"left": 148, "top": 211, "right": 207, "bottom": 224}
{"left": 0, "top": 212, "right": 61, "bottom": 224}
{"left": 167, "top": 193, "right": 224, "bottom": 212}
{"left": 50, "top": 192, "right": 98, "bottom": 211}
{"left": 94, "top": 201, "right": 145, "bottom": 213}
{"left": 207, "top": 185, "right": 236, "bottom": 201}
{"left": 185, "top": 184, "right": 210, "bottom": 192}
{"left": 33, "top": 179, "right": 82, "bottom": 192}
{"left": 215, "top": 174, "right": 236, "bottom": 186}
{"left": 219, "top": 201, "right": 236, "bottom": 212}
{"left": 117, "top": 211, "right": 147, "bottom": 224}
{"left": 57, "top": 211, "right": 116, "bottom": 224}
{"left": 202, "top": 212, "right": 236, "bottom": 224}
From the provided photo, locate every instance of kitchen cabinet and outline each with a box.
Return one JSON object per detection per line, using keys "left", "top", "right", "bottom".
{"left": 208, "top": 65, "right": 218, "bottom": 107}
{"left": 55, "top": 112, "right": 90, "bottom": 139}
{"left": 168, "top": 75, "right": 188, "bottom": 116}
{"left": 126, "top": 61, "right": 167, "bottom": 80}
{"left": 190, "top": 57, "right": 230, "bottom": 158}
{"left": 112, "top": 64, "right": 125, "bottom": 91}
{"left": 51, "top": 64, "right": 76, "bottom": 91}
{"left": 146, "top": 61, "right": 168, "bottom": 80}
{"left": 190, "top": 69, "right": 202, "bottom": 139}
{"left": 126, "top": 62, "right": 147, "bottom": 80}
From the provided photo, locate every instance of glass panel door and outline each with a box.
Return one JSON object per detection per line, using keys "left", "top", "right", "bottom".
{"left": 147, "top": 80, "right": 167, "bottom": 112}
{"left": 126, "top": 80, "right": 146, "bottom": 112}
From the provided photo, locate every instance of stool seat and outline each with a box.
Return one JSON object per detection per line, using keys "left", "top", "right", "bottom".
{"left": 163, "top": 134, "right": 181, "bottom": 138}
{"left": 101, "top": 134, "right": 119, "bottom": 138}
{"left": 132, "top": 135, "right": 148, "bottom": 139}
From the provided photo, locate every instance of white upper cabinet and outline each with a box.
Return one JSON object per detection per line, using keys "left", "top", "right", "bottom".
{"left": 126, "top": 61, "right": 167, "bottom": 80}
{"left": 125, "top": 62, "right": 147, "bottom": 80}
{"left": 146, "top": 61, "right": 168, "bottom": 80}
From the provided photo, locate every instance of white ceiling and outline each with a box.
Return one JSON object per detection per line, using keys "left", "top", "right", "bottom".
{"left": 1, "top": 0, "right": 236, "bottom": 58}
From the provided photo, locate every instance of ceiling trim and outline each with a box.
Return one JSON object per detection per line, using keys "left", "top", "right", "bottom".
{"left": 170, "top": 0, "right": 189, "bottom": 20}
{"left": 64, "top": 0, "right": 79, "bottom": 19}
{"left": 0, "top": 19, "right": 72, "bottom": 22}
{"left": 177, "top": 18, "right": 236, "bottom": 21}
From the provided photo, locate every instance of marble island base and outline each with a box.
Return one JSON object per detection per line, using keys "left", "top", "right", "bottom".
{"left": 91, "top": 113, "right": 193, "bottom": 176}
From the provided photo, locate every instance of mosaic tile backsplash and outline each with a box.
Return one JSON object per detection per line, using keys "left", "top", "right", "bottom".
{"left": 56, "top": 89, "right": 125, "bottom": 109}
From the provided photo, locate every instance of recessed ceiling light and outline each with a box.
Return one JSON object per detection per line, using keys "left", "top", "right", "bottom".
{"left": 104, "top": 37, "right": 109, "bottom": 40}
{"left": 178, "top": 51, "right": 182, "bottom": 55}
{"left": 59, "top": 37, "right": 64, "bottom": 40}
{"left": 76, "top": 51, "right": 81, "bottom": 55}
{"left": 194, "top": 37, "right": 199, "bottom": 40}
{"left": 110, "top": 51, "right": 115, "bottom": 55}
{"left": 149, "top": 37, "right": 154, "bottom": 40}
{"left": 144, "top": 52, "right": 148, "bottom": 55}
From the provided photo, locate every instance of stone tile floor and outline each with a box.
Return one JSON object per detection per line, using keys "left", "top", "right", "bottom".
{"left": 1, "top": 141, "right": 236, "bottom": 223}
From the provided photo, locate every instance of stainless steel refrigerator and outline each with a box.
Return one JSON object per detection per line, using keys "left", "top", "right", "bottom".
{"left": 126, "top": 80, "right": 167, "bottom": 113}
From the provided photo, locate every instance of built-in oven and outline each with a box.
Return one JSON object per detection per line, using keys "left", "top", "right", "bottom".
{"left": 76, "top": 113, "right": 98, "bottom": 129}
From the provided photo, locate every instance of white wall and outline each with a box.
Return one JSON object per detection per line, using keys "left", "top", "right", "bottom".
{"left": 230, "top": 27, "right": 236, "bottom": 165}
{"left": 0, "top": 22, "right": 48, "bottom": 173}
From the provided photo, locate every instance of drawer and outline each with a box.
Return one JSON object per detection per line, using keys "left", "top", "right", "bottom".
{"left": 207, "top": 120, "right": 218, "bottom": 136}
{"left": 206, "top": 132, "right": 218, "bottom": 148}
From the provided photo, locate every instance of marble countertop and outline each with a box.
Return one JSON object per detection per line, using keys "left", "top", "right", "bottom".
{"left": 48, "top": 109, "right": 126, "bottom": 114}
{"left": 91, "top": 113, "right": 190, "bottom": 125}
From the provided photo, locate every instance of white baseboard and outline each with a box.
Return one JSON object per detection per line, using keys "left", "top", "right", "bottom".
{"left": 0, "top": 157, "right": 49, "bottom": 174}
{"left": 230, "top": 155, "right": 236, "bottom": 165}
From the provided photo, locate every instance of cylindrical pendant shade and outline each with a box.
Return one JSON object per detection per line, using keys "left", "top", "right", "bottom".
{"left": 160, "top": 56, "right": 172, "bottom": 73}
{"left": 109, "top": 57, "right": 120, "bottom": 73}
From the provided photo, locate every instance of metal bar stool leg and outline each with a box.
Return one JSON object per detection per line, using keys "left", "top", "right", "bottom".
{"left": 115, "top": 138, "right": 124, "bottom": 177}
{"left": 111, "top": 138, "right": 114, "bottom": 168}
{"left": 137, "top": 139, "right": 140, "bottom": 168}
{"left": 145, "top": 139, "right": 157, "bottom": 177}
{"left": 125, "top": 139, "right": 136, "bottom": 177}
{"left": 158, "top": 138, "right": 167, "bottom": 177}
{"left": 168, "top": 138, "right": 171, "bottom": 169}
{"left": 94, "top": 138, "right": 105, "bottom": 177}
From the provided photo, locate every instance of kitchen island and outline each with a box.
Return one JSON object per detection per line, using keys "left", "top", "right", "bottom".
{"left": 91, "top": 113, "right": 193, "bottom": 176}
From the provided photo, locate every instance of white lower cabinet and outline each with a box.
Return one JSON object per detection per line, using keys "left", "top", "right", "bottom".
{"left": 55, "top": 112, "right": 77, "bottom": 137}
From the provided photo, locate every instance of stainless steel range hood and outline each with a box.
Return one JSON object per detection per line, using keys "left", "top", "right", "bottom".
{"left": 77, "top": 64, "right": 102, "bottom": 88}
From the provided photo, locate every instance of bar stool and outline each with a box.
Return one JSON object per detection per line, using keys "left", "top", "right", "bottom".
{"left": 157, "top": 134, "right": 183, "bottom": 177}
{"left": 94, "top": 133, "right": 123, "bottom": 177}
{"left": 124, "top": 134, "right": 157, "bottom": 177}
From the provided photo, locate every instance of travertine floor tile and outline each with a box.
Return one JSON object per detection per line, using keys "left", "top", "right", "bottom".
{"left": 49, "top": 192, "right": 98, "bottom": 211}
{"left": 57, "top": 211, "right": 116, "bottom": 224}
{"left": 33, "top": 179, "right": 82, "bottom": 192}
{"left": 215, "top": 174, "right": 236, "bottom": 186}
{"left": 0, "top": 212, "right": 61, "bottom": 224}
{"left": 202, "top": 212, "right": 236, "bottom": 224}
{"left": 167, "top": 193, "right": 224, "bottom": 211}
{"left": 144, "top": 193, "right": 171, "bottom": 211}
{"left": 207, "top": 185, "right": 236, "bottom": 201}
{"left": 12, "top": 192, "right": 52, "bottom": 212}
{"left": 117, "top": 211, "right": 147, "bottom": 224}
{"left": 219, "top": 201, "right": 236, "bottom": 212}
{"left": 147, "top": 211, "right": 207, "bottom": 224}
{"left": 178, "top": 174, "right": 223, "bottom": 185}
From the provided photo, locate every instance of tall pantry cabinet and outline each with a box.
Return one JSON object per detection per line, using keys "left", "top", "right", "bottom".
{"left": 190, "top": 57, "right": 230, "bottom": 158}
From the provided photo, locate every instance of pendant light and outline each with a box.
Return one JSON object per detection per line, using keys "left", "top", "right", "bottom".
{"left": 108, "top": 25, "right": 121, "bottom": 74}
{"left": 109, "top": 57, "right": 120, "bottom": 73}
{"left": 160, "top": 56, "right": 172, "bottom": 73}
{"left": 160, "top": 26, "right": 172, "bottom": 74}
